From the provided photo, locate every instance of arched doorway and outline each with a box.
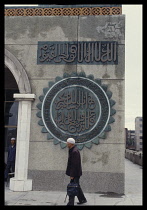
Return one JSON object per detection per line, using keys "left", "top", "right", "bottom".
{"left": 4, "top": 65, "right": 19, "bottom": 165}
{"left": 5, "top": 49, "right": 35, "bottom": 191}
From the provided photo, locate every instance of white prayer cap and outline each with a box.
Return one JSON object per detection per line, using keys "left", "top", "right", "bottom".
{"left": 67, "top": 138, "right": 75, "bottom": 144}
{"left": 11, "top": 138, "right": 16, "bottom": 140}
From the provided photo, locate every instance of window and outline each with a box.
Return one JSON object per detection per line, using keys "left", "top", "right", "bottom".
{"left": 4, "top": 89, "right": 19, "bottom": 152}
{"left": 5, "top": 66, "right": 19, "bottom": 161}
{"left": 130, "top": 130, "right": 135, "bottom": 133}
{"left": 5, "top": 100, "right": 19, "bottom": 126}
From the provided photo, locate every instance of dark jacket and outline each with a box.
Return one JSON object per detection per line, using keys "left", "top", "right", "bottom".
{"left": 66, "top": 145, "right": 82, "bottom": 177}
{"left": 7, "top": 144, "right": 16, "bottom": 162}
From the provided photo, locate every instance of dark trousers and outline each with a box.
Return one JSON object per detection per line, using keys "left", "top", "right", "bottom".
{"left": 67, "top": 177, "right": 86, "bottom": 206}
{"left": 4, "top": 161, "right": 15, "bottom": 180}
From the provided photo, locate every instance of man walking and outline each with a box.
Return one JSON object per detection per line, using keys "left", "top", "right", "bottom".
{"left": 4, "top": 138, "right": 16, "bottom": 181}
{"left": 66, "top": 137, "right": 87, "bottom": 206}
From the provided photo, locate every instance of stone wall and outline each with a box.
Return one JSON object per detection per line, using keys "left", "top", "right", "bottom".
{"left": 5, "top": 14, "right": 125, "bottom": 194}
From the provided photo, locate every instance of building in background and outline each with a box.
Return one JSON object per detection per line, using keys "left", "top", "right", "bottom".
{"left": 125, "top": 128, "right": 128, "bottom": 149}
{"left": 126, "top": 129, "right": 135, "bottom": 150}
{"left": 135, "top": 117, "right": 143, "bottom": 151}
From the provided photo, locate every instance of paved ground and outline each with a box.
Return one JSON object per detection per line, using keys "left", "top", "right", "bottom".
{"left": 4, "top": 159, "right": 142, "bottom": 206}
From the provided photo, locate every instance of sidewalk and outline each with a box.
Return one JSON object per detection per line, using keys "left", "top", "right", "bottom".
{"left": 4, "top": 159, "right": 142, "bottom": 206}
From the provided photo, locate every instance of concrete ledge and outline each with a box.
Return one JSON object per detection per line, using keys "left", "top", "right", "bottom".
{"left": 28, "top": 170, "right": 124, "bottom": 194}
{"left": 13, "top": 94, "right": 36, "bottom": 101}
{"left": 125, "top": 149, "right": 143, "bottom": 166}
{"left": 9, "top": 178, "right": 32, "bottom": 191}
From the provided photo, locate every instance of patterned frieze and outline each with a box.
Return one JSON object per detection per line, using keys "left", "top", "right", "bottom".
{"left": 5, "top": 6, "right": 122, "bottom": 16}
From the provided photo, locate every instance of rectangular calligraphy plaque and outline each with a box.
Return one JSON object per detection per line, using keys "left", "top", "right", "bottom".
{"left": 37, "top": 41, "right": 118, "bottom": 65}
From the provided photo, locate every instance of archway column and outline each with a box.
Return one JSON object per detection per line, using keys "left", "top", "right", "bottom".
{"left": 10, "top": 94, "right": 35, "bottom": 191}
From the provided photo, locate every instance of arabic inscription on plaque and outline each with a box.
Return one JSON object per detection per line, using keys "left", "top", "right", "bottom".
{"left": 51, "top": 87, "right": 100, "bottom": 136}
{"left": 42, "top": 77, "right": 110, "bottom": 144}
{"left": 37, "top": 41, "right": 118, "bottom": 65}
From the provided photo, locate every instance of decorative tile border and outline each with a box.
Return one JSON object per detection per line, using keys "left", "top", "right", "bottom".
{"left": 5, "top": 6, "right": 122, "bottom": 16}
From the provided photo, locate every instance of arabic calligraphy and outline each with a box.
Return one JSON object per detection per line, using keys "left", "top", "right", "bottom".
{"left": 55, "top": 90, "right": 95, "bottom": 110}
{"left": 54, "top": 110, "right": 96, "bottom": 134}
{"left": 37, "top": 41, "right": 118, "bottom": 65}
{"left": 96, "top": 21, "right": 123, "bottom": 39}
{"left": 42, "top": 77, "right": 111, "bottom": 143}
{"left": 52, "top": 88, "right": 99, "bottom": 134}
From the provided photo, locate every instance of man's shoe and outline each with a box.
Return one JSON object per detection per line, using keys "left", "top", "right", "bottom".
{"left": 66, "top": 203, "right": 74, "bottom": 206}
{"left": 77, "top": 200, "right": 87, "bottom": 204}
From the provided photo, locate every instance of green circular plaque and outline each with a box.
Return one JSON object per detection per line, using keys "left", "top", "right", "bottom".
{"left": 37, "top": 73, "right": 116, "bottom": 149}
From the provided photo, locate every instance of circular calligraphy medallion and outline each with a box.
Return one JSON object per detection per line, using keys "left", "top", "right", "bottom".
{"left": 42, "top": 77, "right": 110, "bottom": 144}
{"left": 51, "top": 85, "right": 101, "bottom": 136}
{"left": 37, "top": 73, "right": 116, "bottom": 149}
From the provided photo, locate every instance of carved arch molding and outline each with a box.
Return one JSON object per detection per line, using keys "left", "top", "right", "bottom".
{"left": 5, "top": 48, "right": 31, "bottom": 94}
